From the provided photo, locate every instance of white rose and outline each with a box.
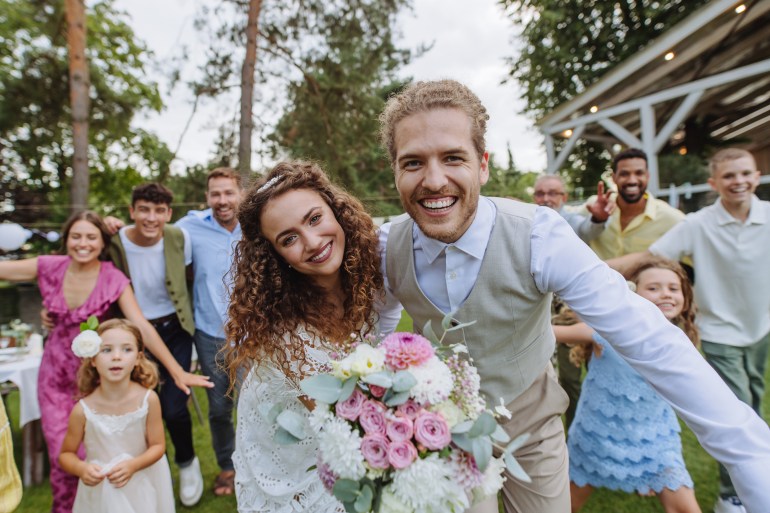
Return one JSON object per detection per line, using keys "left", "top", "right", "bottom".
{"left": 430, "top": 400, "right": 466, "bottom": 428}
{"left": 348, "top": 344, "right": 385, "bottom": 376}
{"left": 71, "top": 330, "right": 102, "bottom": 358}
{"left": 330, "top": 358, "right": 353, "bottom": 380}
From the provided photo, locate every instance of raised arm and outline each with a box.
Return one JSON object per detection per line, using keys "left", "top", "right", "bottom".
{"left": 0, "top": 257, "right": 38, "bottom": 282}
{"left": 553, "top": 323, "right": 594, "bottom": 346}
{"left": 117, "top": 286, "right": 212, "bottom": 394}
{"left": 605, "top": 250, "right": 651, "bottom": 277}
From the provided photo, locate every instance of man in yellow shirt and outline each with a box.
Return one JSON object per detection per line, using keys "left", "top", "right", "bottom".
{"left": 590, "top": 148, "right": 684, "bottom": 260}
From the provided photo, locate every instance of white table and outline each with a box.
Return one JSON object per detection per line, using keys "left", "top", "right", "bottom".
{"left": 0, "top": 350, "right": 44, "bottom": 486}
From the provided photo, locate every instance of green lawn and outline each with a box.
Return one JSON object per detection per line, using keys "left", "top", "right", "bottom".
{"left": 5, "top": 320, "right": 769, "bottom": 512}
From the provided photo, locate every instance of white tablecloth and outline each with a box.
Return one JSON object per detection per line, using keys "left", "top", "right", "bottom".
{"left": 0, "top": 353, "right": 41, "bottom": 427}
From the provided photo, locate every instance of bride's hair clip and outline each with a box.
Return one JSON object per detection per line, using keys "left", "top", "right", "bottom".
{"left": 257, "top": 174, "right": 284, "bottom": 194}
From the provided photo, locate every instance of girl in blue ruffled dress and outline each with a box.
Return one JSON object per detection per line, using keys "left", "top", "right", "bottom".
{"left": 554, "top": 257, "right": 701, "bottom": 513}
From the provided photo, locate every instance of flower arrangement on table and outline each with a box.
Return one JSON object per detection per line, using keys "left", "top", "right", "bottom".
{"left": 270, "top": 315, "right": 530, "bottom": 513}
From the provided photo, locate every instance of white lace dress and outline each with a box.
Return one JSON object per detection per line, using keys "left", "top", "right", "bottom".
{"left": 233, "top": 328, "right": 345, "bottom": 513}
{"left": 73, "top": 390, "right": 175, "bottom": 513}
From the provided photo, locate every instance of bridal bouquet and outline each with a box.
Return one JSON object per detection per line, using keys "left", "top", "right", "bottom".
{"left": 273, "top": 315, "right": 530, "bottom": 513}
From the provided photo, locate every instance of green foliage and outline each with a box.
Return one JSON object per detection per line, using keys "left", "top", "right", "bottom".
{"left": 0, "top": 0, "right": 170, "bottom": 226}
{"left": 484, "top": 149, "right": 539, "bottom": 200}
{"left": 501, "top": 0, "right": 710, "bottom": 183}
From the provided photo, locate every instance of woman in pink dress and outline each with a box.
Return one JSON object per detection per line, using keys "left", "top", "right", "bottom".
{"left": 0, "top": 211, "right": 210, "bottom": 513}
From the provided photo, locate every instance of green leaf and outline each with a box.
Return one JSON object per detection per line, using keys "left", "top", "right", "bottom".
{"left": 338, "top": 377, "right": 359, "bottom": 402}
{"left": 361, "top": 371, "right": 392, "bottom": 389}
{"left": 504, "top": 452, "right": 532, "bottom": 483}
{"left": 451, "top": 432, "right": 473, "bottom": 453}
{"left": 276, "top": 410, "right": 307, "bottom": 440}
{"left": 273, "top": 427, "right": 301, "bottom": 446}
{"left": 354, "top": 483, "right": 374, "bottom": 512}
{"left": 333, "top": 479, "right": 361, "bottom": 503}
{"left": 441, "top": 311, "right": 456, "bottom": 332}
{"left": 451, "top": 420, "right": 474, "bottom": 434}
{"left": 266, "top": 403, "right": 284, "bottom": 424}
{"left": 422, "top": 320, "right": 439, "bottom": 345}
{"left": 391, "top": 371, "right": 416, "bottom": 392}
{"left": 468, "top": 412, "right": 497, "bottom": 438}
{"left": 85, "top": 315, "right": 98, "bottom": 330}
{"left": 504, "top": 433, "right": 531, "bottom": 455}
{"left": 491, "top": 424, "right": 511, "bottom": 444}
{"left": 384, "top": 390, "right": 410, "bottom": 407}
{"left": 300, "top": 374, "right": 343, "bottom": 404}
{"left": 471, "top": 436, "right": 493, "bottom": 472}
{"left": 445, "top": 320, "right": 477, "bottom": 332}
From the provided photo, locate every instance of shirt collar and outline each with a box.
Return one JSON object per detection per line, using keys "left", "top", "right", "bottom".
{"left": 642, "top": 193, "right": 659, "bottom": 220}
{"left": 714, "top": 195, "right": 766, "bottom": 225}
{"left": 414, "top": 196, "right": 495, "bottom": 264}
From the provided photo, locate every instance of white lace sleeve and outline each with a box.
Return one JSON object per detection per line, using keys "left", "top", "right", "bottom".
{"left": 233, "top": 329, "right": 345, "bottom": 513}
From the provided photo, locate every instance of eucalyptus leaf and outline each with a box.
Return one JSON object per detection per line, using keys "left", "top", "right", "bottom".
{"left": 354, "top": 483, "right": 374, "bottom": 512}
{"left": 391, "top": 371, "right": 416, "bottom": 392}
{"left": 445, "top": 320, "right": 477, "bottom": 332}
{"left": 504, "top": 433, "right": 531, "bottom": 455}
{"left": 300, "top": 374, "right": 343, "bottom": 404}
{"left": 451, "top": 420, "right": 474, "bottom": 434}
{"left": 451, "top": 432, "right": 473, "bottom": 453}
{"left": 344, "top": 501, "right": 357, "bottom": 513}
{"left": 276, "top": 410, "right": 307, "bottom": 440}
{"left": 471, "top": 436, "right": 493, "bottom": 472}
{"left": 273, "top": 427, "right": 301, "bottom": 446}
{"left": 361, "top": 371, "right": 392, "bottom": 388}
{"left": 491, "top": 424, "right": 511, "bottom": 444}
{"left": 333, "top": 479, "right": 361, "bottom": 503}
{"left": 338, "top": 377, "right": 359, "bottom": 402}
{"left": 468, "top": 412, "right": 497, "bottom": 438}
{"left": 441, "top": 311, "right": 456, "bottom": 331}
{"left": 266, "top": 403, "right": 284, "bottom": 424}
{"left": 422, "top": 320, "right": 439, "bottom": 345}
{"left": 384, "top": 390, "right": 410, "bottom": 407}
{"left": 504, "top": 452, "right": 532, "bottom": 483}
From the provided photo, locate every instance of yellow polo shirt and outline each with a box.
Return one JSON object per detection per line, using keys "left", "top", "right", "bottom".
{"left": 590, "top": 194, "right": 685, "bottom": 260}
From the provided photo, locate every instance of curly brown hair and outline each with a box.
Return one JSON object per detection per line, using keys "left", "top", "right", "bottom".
{"left": 225, "top": 161, "right": 384, "bottom": 389}
{"left": 76, "top": 319, "right": 159, "bottom": 396}
{"left": 628, "top": 256, "right": 699, "bottom": 347}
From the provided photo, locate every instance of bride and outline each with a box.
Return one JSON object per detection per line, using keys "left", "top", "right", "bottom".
{"left": 224, "top": 161, "right": 393, "bottom": 512}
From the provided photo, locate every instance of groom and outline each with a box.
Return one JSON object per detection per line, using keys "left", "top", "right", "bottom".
{"left": 377, "top": 80, "right": 770, "bottom": 513}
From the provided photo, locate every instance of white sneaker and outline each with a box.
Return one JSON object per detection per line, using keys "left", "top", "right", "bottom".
{"left": 179, "top": 457, "right": 203, "bottom": 506}
{"left": 713, "top": 496, "right": 747, "bottom": 513}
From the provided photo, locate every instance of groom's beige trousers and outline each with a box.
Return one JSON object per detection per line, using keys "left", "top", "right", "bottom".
{"left": 497, "top": 363, "right": 570, "bottom": 513}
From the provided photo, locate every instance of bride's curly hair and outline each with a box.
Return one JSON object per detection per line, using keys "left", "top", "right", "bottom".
{"left": 225, "top": 161, "right": 383, "bottom": 389}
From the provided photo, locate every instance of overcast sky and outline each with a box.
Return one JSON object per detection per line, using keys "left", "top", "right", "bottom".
{"left": 115, "top": 0, "right": 546, "bottom": 174}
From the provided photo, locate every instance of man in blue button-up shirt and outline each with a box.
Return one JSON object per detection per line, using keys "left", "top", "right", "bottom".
{"left": 176, "top": 167, "right": 243, "bottom": 497}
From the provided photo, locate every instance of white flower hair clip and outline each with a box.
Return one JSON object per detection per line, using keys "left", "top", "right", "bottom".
{"left": 72, "top": 315, "right": 101, "bottom": 358}
{"left": 72, "top": 330, "right": 101, "bottom": 358}
{"left": 257, "top": 174, "right": 284, "bottom": 193}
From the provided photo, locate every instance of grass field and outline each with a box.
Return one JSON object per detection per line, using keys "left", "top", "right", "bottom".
{"left": 5, "top": 318, "right": 770, "bottom": 512}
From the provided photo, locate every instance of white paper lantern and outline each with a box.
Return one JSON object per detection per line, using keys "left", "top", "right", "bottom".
{"left": 0, "top": 223, "right": 32, "bottom": 251}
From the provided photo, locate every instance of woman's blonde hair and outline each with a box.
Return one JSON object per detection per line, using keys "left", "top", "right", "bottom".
{"left": 225, "top": 161, "right": 383, "bottom": 390}
{"left": 76, "top": 318, "right": 159, "bottom": 396}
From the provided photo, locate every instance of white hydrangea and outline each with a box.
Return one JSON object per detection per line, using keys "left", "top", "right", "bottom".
{"left": 391, "top": 454, "right": 469, "bottom": 513}
{"left": 430, "top": 400, "right": 466, "bottom": 428}
{"left": 308, "top": 403, "right": 333, "bottom": 433}
{"left": 472, "top": 456, "right": 507, "bottom": 503}
{"left": 409, "top": 356, "right": 453, "bottom": 405}
{"left": 316, "top": 416, "right": 366, "bottom": 480}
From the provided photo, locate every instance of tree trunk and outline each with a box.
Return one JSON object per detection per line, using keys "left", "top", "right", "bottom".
{"left": 65, "top": 0, "right": 90, "bottom": 213}
{"left": 238, "top": 0, "right": 262, "bottom": 179}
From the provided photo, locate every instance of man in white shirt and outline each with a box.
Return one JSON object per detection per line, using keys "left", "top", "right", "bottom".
{"left": 377, "top": 80, "right": 770, "bottom": 513}
{"left": 108, "top": 183, "right": 204, "bottom": 506}
{"left": 608, "top": 148, "right": 770, "bottom": 513}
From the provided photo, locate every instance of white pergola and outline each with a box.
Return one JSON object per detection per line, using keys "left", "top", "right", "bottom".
{"left": 538, "top": 0, "right": 770, "bottom": 197}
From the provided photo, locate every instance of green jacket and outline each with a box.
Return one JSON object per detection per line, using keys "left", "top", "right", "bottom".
{"left": 109, "top": 225, "right": 195, "bottom": 336}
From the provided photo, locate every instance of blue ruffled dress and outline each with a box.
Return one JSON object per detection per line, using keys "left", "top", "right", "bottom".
{"left": 567, "top": 334, "right": 693, "bottom": 494}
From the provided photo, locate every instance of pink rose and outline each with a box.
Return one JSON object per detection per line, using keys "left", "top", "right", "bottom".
{"left": 414, "top": 411, "right": 451, "bottom": 450}
{"left": 386, "top": 416, "right": 413, "bottom": 443}
{"left": 368, "top": 384, "right": 386, "bottom": 398}
{"left": 360, "top": 433, "right": 390, "bottom": 469}
{"left": 381, "top": 332, "right": 434, "bottom": 370}
{"left": 359, "top": 399, "right": 387, "bottom": 434}
{"left": 396, "top": 399, "right": 421, "bottom": 420}
{"left": 335, "top": 388, "right": 366, "bottom": 421}
{"left": 387, "top": 439, "right": 418, "bottom": 469}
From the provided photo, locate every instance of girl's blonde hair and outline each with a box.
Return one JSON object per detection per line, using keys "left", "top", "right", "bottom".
{"left": 76, "top": 318, "right": 159, "bottom": 396}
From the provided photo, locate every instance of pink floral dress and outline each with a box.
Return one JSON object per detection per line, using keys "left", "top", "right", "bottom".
{"left": 37, "top": 255, "right": 129, "bottom": 513}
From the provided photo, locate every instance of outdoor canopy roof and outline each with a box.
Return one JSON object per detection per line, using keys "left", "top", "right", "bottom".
{"left": 538, "top": 0, "right": 770, "bottom": 196}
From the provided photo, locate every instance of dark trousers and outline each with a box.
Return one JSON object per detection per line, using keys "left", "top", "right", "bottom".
{"left": 152, "top": 315, "right": 196, "bottom": 466}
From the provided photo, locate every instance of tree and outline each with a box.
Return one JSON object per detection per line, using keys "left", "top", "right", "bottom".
{"left": 501, "top": 0, "right": 710, "bottom": 185}
{"left": 238, "top": 0, "right": 262, "bottom": 177}
{"left": 0, "top": 0, "right": 169, "bottom": 227}
{"left": 64, "top": 0, "right": 90, "bottom": 212}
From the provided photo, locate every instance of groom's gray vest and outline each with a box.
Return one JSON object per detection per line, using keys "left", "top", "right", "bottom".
{"left": 385, "top": 198, "right": 554, "bottom": 405}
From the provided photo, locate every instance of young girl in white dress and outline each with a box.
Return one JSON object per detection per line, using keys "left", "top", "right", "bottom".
{"left": 225, "top": 161, "right": 389, "bottom": 513}
{"left": 60, "top": 318, "right": 175, "bottom": 513}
